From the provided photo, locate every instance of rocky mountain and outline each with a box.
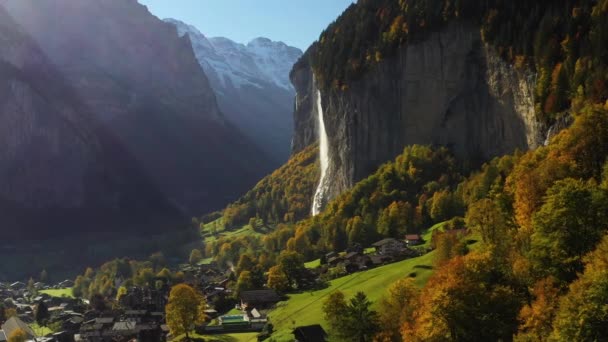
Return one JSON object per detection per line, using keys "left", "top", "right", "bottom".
{"left": 0, "top": 5, "right": 180, "bottom": 239}
{"left": 292, "top": 4, "right": 547, "bottom": 213}
{"left": 165, "top": 19, "right": 303, "bottom": 163}
{"left": 4, "top": 0, "right": 273, "bottom": 215}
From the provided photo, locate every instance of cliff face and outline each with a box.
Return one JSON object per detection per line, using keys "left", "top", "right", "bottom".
{"left": 4, "top": 0, "right": 272, "bottom": 215}
{"left": 0, "top": 6, "right": 179, "bottom": 239}
{"left": 293, "top": 23, "right": 544, "bottom": 208}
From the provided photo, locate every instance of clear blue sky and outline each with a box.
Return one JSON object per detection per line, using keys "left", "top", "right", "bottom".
{"left": 138, "top": 0, "right": 354, "bottom": 50}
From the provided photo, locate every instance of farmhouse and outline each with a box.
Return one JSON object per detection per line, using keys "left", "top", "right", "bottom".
{"left": 293, "top": 324, "right": 328, "bottom": 342}
{"left": 239, "top": 290, "right": 280, "bottom": 309}
{"left": 405, "top": 234, "right": 423, "bottom": 246}
{"left": 372, "top": 238, "right": 407, "bottom": 256}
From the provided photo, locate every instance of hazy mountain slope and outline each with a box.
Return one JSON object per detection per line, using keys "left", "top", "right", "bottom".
{"left": 165, "top": 19, "right": 302, "bottom": 163}
{"left": 4, "top": 0, "right": 273, "bottom": 215}
{"left": 0, "top": 5, "right": 180, "bottom": 239}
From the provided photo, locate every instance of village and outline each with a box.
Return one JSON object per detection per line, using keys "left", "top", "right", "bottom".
{"left": 0, "top": 233, "right": 438, "bottom": 342}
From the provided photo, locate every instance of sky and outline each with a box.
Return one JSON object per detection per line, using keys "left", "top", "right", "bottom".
{"left": 138, "top": 0, "right": 354, "bottom": 51}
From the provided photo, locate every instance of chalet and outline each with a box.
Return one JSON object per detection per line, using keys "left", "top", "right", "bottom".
{"left": 58, "top": 280, "right": 75, "bottom": 288}
{"left": 327, "top": 256, "right": 343, "bottom": 267}
{"left": 372, "top": 238, "right": 407, "bottom": 256}
{"left": 293, "top": 324, "right": 328, "bottom": 342}
{"left": 1, "top": 317, "right": 36, "bottom": 341}
{"left": 325, "top": 251, "right": 338, "bottom": 260}
{"left": 405, "top": 234, "right": 423, "bottom": 246}
{"left": 239, "top": 290, "right": 280, "bottom": 309}
{"left": 9, "top": 282, "right": 25, "bottom": 290}
{"left": 343, "top": 251, "right": 360, "bottom": 262}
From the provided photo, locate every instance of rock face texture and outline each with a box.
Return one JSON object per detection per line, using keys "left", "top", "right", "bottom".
{"left": 165, "top": 19, "right": 303, "bottom": 163}
{"left": 4, "top": 0, "right": 273, "bottom": 215}
{"left": 292, "top": 23, "right": 544, "bottom": 207}
{"left": 0, "top": 5, "right": 179, "bottom": 239}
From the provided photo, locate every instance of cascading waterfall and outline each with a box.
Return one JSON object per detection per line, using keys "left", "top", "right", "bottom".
{"left": 312, "top": 89, "right": 329, "bottom": 216}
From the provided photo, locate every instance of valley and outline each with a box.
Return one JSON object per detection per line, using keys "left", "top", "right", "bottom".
{"left": 1, "top": 0, "right": 608, "bottom": 342}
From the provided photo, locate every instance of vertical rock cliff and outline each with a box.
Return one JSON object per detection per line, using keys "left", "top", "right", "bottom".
{"left": 293, "top": 23, "right": 544, "bottom": 208}
{"left": 4, "top": 0, "right": 273, "bottom": 215}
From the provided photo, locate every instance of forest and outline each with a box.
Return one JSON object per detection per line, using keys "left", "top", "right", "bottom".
{"left": 66, "top": 0, "right": 608, "bottom": 340}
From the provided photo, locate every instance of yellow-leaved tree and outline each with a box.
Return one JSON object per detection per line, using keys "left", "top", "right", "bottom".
{"left": 8, "top": 328, "right": 28, "bottom": 342}
{"left": 165, "top": 284, "right": 207, "bottom": 340}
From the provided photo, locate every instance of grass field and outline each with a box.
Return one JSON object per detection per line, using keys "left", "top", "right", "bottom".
{"left": 266, "top": 251, "right": 437, "bottom": 341}
{"left": 40, "top": 288, "right": 74, "bottom": 298}
{"left": 174, "top": 332, "right": 259, "bottom": 342}
{"left": 31, "top": 323, "right": 53, "bottom": 336}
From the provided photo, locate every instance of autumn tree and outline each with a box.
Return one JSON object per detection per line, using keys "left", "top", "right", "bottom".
{"left": 433, "top": 230, "right": 469, "bottom": 266}
{"left": 4, "top": 308, "right": 17, "bottom": 319}
{"left": 267, "top": 265, "right": 289, "bottom": 292}
{"left": 465, "top": 198, "right": 509, "bottom": 248}
{"left": 189, "top": 249, "right": 203, "bottom": 265}
{"left": 376, "top": 278, "right": 419, "bottom": 341}
{"left": 529, "top": 178, "right": 608, "bottom": 282}
{"left": 7, "top": 329, "right": 28, "bottom": 342}
{"left": 322, "top": 291, "right": 348, "bottom": 337}
{"left": 236, "top": 254, "right": 256, "bottom": 275}
{"left": 277, "top": 251, "right": 307, "bottom": 289}
{"left": 515, "top": 277, "right": 561, "bottom": 341}
{"left": 402, "top": 252, "right": 521, "bottom": 341}
{"left": 550, "top": 234, "right": 608, "bottom": 340}
{"left": 165, "top": 284, "right": 207, "bottom": 340}
{"left": 235, "top": 271, "right": 254, "bottom": 297}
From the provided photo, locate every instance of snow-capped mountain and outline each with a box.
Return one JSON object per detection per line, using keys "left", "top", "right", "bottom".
{"left": 165, "top": 18, "right": 302, "bottom": 163}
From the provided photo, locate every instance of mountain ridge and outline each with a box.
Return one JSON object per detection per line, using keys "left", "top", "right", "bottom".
{"left": 165, "top": 18, "right": 302, "bottom": 163}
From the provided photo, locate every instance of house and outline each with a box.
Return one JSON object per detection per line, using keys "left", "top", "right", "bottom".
{"left": 405, "top": 234, "right": 423, "bottom": 246}
{"left": 9, "top": 282, "right": 25, "bottom": 290}
{"left": 239, "top": 290, "right": 280, "bottom": 309}
{"left": 325, "top": 252, "right": 338, "bottom": 260}
{"left": 1, "top": 317, "right": 36, "bottom": 341}
{"left": 327, "top": 256, "right": 343, "bottom": 267}
{"left": 293, "top": 324, "right": 328, "bottom": 342}
{"left": 58, "top": 280, "right": 75, "bottom": 288}
{"left": 372, "top": 238, "right": 407, "bottom": 256}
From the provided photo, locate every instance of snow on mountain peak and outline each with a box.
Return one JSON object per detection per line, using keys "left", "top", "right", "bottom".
{"left": 165, "top": 18, "right": 302, "bottom": 91}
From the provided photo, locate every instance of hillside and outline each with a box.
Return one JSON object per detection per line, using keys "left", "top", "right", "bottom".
{"left": 267, "top": 251, "right": 437, "bottom": 341}
{"left": 220, "top": 145, "right": 319, "bottom": 229}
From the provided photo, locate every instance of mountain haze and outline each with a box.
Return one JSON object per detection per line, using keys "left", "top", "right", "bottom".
{"left": 4, "top": 0, "right": 274, "bottom": 216}
{"left": 0, "top": 5, "right": 180, "bottom": 239}
{"left": 165, "top": 18, "right": 303, "bottom": 163}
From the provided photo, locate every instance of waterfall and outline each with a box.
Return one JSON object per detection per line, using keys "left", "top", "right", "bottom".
{"left": 312, "top": 89, "right": 329, "bottom": 216}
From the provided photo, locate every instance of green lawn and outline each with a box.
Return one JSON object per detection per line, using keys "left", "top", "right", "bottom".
{"left": 304, "top": 258, "right": 320, "bottom": 269}
{"left": 174, "top": 332, "right": 258, "bottom": 342}
{"left": 31, "top": 323, "right": 53, "bottom": 337}
{"left": 40, "top": 288, "right": 74, "bottom": 298}
{"left": 266, "top": 251, "right": 437, "bottom": 341}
